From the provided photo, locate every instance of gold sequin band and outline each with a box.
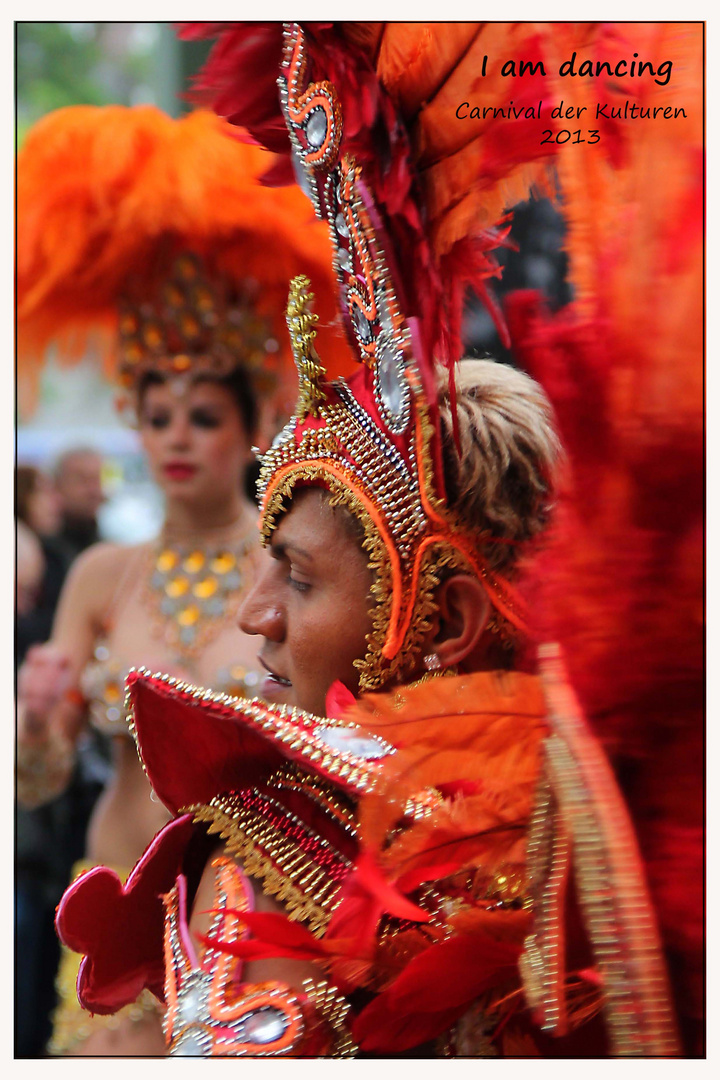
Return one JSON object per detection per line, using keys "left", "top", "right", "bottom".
{"left": 535, "top": 644, "right": 679, "bottom": 1056}
{"left": 187, "top": 784, "right": 356, "bottom": 936}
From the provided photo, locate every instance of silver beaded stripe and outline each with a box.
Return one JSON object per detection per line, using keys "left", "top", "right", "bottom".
{"left": 329, "top": 382, "right": 424, "bottom": 542}
{"left": 165, "top": 877, "right": 306, "bottom": 1056}
{"left": 278, "top": 26, "right": 322, "bottom": 219}
{"left": 319, "top": 397, "right": 424, "bottom": 564}
{"left": 333, "top": 378, "right": 414, "bottom": 488}
{"left": 201, "top": 872, "right": 248, "bottom": 1015}
{"left": 331, "top": 164, "right": 380, "bottom": 358}
{"left": 333, "top": 175, "right": 413, "bottom": 435}
{"left": 125, "top": 668, "right": 395, "bottom": 796}
{"left": 324, "top": 170, "right": 362, "bottom": 316}
{"left": 163, "top": 884, "right": 211, "bottom": 1049}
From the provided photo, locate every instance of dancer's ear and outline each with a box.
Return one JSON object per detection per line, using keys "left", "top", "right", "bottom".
{"left": 426, "top": 573, "right": 491, "bottom": 669}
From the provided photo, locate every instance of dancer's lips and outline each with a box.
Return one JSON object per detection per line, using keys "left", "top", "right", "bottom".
{"left": 163, "top": 462, "right": 197, "bottom": 480}
{"left": 259, "top": 656, "right": 292, "bottom": 689}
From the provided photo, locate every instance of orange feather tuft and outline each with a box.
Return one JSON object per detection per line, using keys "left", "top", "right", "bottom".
{"left": 17, "top": 105, "right": 352, "bottom": 416}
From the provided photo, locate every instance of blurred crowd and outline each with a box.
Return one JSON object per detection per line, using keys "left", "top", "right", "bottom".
{"left": 16, "top": 447, "right": 109, "bottom": 1057}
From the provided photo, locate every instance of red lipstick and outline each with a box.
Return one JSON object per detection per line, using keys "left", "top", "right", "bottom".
{"left": 163, "top": 462, "right": 197, "bottom": 480}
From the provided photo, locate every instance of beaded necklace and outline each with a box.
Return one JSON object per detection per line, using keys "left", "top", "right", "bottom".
{"left": 142, "top": 519, "right": 257, "bottom": 663}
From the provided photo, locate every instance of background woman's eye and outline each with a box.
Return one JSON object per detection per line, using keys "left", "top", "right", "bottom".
{"left": 146, "top": 413, "right": 170, "bottom": 430}
{"left": 190, "top": 409, "right": 221, "bottom": 429}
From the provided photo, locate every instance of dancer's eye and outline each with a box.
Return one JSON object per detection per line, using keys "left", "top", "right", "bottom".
{"left": 189, "top": 408, "right": 221, "bottom": 429}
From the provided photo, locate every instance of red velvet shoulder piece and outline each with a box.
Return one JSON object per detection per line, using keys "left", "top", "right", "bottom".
{"left": 55, "top": 814, "right": 195, "bottom": 1014}
{"left": 125, "top": 668, "right": 398, "bottom": 816}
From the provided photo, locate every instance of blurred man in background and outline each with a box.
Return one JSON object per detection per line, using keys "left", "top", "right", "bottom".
{"left": 52, "top": 447, "right": 105, "bottom": 560}
{"left": 16, "top": 465, "right": 68, "bottom": 663}
{"left": 17, "top": 521, "right": 45, "bottom": 621}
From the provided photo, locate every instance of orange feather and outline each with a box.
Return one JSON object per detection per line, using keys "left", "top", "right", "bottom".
{"left": 17, "top": 105, "right": 352, "bottom": 416}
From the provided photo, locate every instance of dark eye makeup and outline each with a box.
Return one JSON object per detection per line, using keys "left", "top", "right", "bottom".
{"left": 189, "top": 407, "right": 222, "bottom": 429}
{"left": 141, "top": 407, "right": 222, "bottom": 430}
{"left": 145, "top": 411, "right": 170, "bottom": 430}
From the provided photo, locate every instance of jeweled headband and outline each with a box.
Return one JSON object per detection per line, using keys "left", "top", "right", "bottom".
{"left": 116, "top": 251, "right": 278, "bottom": 399}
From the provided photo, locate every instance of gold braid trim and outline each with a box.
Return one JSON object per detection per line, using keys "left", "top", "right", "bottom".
{"left": 537, "top": 644, "right": 680, "bottom": 1056}
{"left": 261, "top": 462, "right": 396, "bottom": 691}
{"left": 188, "top": 794, "right": 351, "bottom": 936}
{"left": 519, "top": 758, "right": 571, "bottom": 1034}
{"left": 301, "top": 978, "right": 358, "bottom": 1058}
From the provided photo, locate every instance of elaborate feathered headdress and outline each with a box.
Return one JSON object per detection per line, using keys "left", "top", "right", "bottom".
{"left": 179, "top": 22, "right": 558, "bottom": 688}
{"left": 16, "top": 104, "right": 351, "bottom": 421}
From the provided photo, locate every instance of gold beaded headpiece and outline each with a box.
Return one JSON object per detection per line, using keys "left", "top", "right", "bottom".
{"left": 116, "top": 252, "right": 280, "bottom": 399}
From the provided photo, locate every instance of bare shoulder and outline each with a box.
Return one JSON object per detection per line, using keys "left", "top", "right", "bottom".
{"left": 62, "top": 541, "right": 148, "bottom": 610}
{"left": 70, "top": 540, "right": 140, "bottom": 580}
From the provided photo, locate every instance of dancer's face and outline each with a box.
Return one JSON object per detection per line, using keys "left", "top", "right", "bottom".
{"left": 139, "top": 378, "right": 251, "bottom": 504}
{"left": 238, "top": 488, "right": 374, "bottom": 716}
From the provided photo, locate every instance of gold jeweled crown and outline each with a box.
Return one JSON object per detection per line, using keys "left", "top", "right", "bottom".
{"left": 117, "top": 253, "right": 280, "bottom": 396}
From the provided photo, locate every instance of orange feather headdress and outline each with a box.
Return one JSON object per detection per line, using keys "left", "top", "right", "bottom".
{"left": 16, "top": 104, "right": 352, "bottom": 420}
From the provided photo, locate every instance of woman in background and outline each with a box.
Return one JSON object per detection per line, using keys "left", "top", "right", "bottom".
{"left": 16, "top": 104, "right": 346, "bottom": 1056}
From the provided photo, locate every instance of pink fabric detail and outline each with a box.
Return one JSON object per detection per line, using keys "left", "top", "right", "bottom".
{"left": 175, "top": 874, "right": 199, "bottom": 969}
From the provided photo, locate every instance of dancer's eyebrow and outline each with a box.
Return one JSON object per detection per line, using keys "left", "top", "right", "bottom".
{"left": 271, "top": 539, "right": 314, "bottom": 563}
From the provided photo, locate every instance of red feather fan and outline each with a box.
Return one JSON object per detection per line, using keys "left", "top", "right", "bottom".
{"left": 508, "top": 22, "right": 704, "bottom": 1055}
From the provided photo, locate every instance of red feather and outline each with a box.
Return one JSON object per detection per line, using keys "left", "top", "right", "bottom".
{"left": 352, "top": 931, "right": 521, "bottom": 1053}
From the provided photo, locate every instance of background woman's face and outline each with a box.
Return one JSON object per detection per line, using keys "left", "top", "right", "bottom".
{"left": 238, "top": 488, "right": 374, "bottom": 716}
{"left": 138, "top": 379, "right": 251, "bottom": 503}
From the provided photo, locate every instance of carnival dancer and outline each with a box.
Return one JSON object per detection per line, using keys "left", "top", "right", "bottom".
{"left": 54, "top": 22, "right": 700, "bottom": 1057}
{"left": 16, "top": 103, "right": 346, "bottom": 1055}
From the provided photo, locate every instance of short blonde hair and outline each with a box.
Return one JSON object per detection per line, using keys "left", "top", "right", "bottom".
{"left": 437, "top": 358, "right": 563, "bottom": 573}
